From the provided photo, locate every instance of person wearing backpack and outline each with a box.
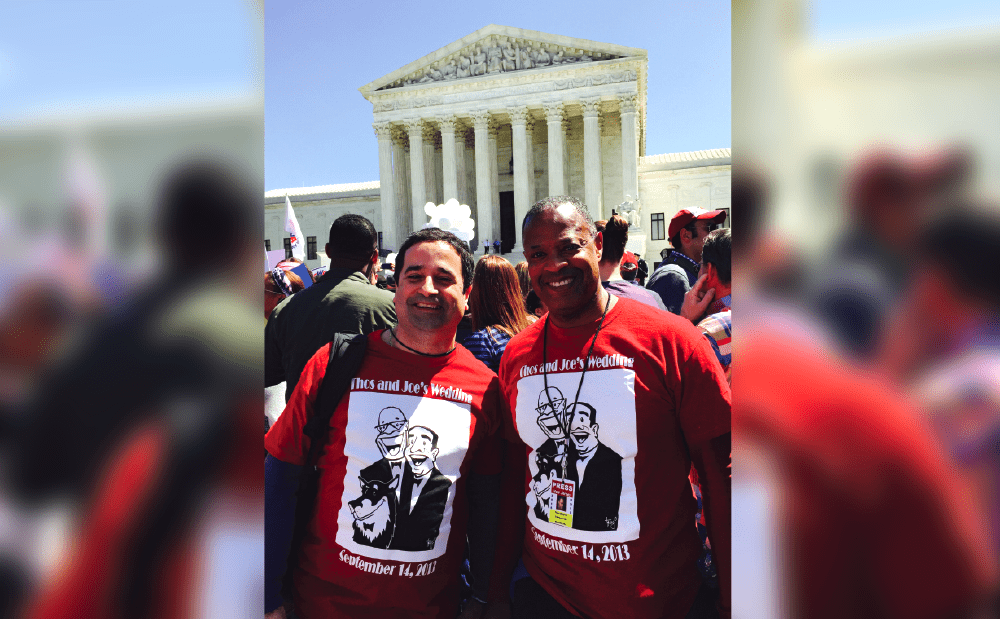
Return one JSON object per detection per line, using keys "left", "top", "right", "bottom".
{"left": 265, "top": 228, "right": 502, "bottom": 619}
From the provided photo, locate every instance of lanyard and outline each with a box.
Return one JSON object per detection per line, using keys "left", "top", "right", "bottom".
{"left": 541, "top": 293, "right": 612, "bottom": 478}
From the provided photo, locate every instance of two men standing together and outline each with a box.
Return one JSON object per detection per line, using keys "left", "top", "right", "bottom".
{"left": 265, "top": 197, "right": 731, "bottom": 618}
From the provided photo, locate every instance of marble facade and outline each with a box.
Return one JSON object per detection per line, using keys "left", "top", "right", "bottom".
{"left": 360, "top": 25, "right": 648, "bottom": 253}
{"left": 264, "top": 25, "right": 731, "bottom": 268}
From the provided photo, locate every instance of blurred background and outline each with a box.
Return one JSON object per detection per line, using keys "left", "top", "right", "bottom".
{"left": 2, "top": 0, "right": 999, "bottom": 617}
{"left": 734, "top": 0, "right": 999, "bottom": 617}
{"left": 0, "top": 2, "right": 263, "bottom": 618}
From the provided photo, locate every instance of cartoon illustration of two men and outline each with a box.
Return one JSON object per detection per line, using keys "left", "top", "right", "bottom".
{"left": 529, "top": 387, "right": 623, "bottom": 531}
{"left": 348, "top": 407, "right": 452, "bottom": 550}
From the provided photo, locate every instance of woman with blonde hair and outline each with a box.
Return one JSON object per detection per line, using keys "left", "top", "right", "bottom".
{"left": 462, "top": 255, "right": 531, "bottom": 373}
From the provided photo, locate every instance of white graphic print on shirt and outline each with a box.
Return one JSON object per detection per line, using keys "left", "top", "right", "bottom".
{"left": 335, "top": 390, "right": 472, "bottom": 563}
{"left": 515, "top": 368, "right": 638, "bottom": 544}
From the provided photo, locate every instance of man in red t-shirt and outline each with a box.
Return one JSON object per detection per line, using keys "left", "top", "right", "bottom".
{"left": 492, "top": 197, "right": 731, "bottom": 619}
{"left": 265, "top": 228, "right": 502, "bottom": 619}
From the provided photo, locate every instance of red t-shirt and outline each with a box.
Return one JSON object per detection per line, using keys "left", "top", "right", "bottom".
{"left": 736, "top": 322, "right": 996, "bottom": 619}
{"left": 265, "top": 330, "right": 502, "bottom": 619}
{"left": 498, "top": 297, "right": 731, "bottom": 618}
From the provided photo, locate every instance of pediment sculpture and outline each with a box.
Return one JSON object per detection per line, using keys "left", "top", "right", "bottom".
{"left": 388, "top": 42, "right": 625, "bottom": 90}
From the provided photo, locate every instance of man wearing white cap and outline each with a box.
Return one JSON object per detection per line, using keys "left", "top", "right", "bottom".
{"left": 646, "top": 207, "right": 727, "bottom": 314}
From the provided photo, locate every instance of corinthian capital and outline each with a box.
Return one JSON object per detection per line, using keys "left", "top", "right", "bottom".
{"left": 436, "top": 115, "right": 457, "bottom": 133}
{"left": 471, "top": 109, "right": 491, "bottom": 130}
{"left": 403, "top": 118, "right": 425, "bottom": 135}
{"left": 373, "top": 122, "right": 394, "bottom": 139}
{"left": 618, "top": 93, "right": 639, "bottom": 114}
{"left": 509, "top": 106, "right": 529, "bottom": 126}
{"left": 542, "top": 101, "right": 564, "bottom": 122}
{"left": 581, "top": 97, "right": 601, "bottom": 117}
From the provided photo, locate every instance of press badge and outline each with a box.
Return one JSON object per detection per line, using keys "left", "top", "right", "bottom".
{"left": 548, "top": 478, "right": 575, "bottom": 528}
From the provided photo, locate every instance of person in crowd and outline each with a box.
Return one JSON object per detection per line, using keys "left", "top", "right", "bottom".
{"left": 877, "top": 204, "right": 1000, "bottom": 597}
{"left": 265, "top": 214, "right": 395, "bottom": 400}
{"left": 463, "top": 256, "right": 532, "bottom": 374}
{"left": 9, "top": 159, "right": 261, "bottom": 619}
{"left": 636, "top": 255, "right": 649, "bottom": 286}
{"left": 595, "top": 216, "right": 666, "bottom": 311}
{"left": 266, "top": 228, "right": 503, "bottom": 619}
{"left": 806, "top": 148, "right": 969, "bottom": 360}
{"left": 680, "top": 229, "right": 732, "bottom": 384}
{"left": 265, "top": 264, "right": 307, "bottom": 320}
{"left": 525, "top": 290, "right": 545, "bottom": 322}
{"left": 732, "top": 169, "right": 996, "bottom": 619}
{"left": 515, "top": 260, "right": 532, "bottom": 300}
{"left": 646, "top": 207, "right": 726, "bottom": 313}
{"left": 491, "top": 196, "right": 731, "bottom": 619}
{"left": 620, "top": 251, "right": 639, "bottom": 282}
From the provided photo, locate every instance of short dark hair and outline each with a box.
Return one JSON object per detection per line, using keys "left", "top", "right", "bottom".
{"left": 595, "top": 214, "right": 629, "bottom": 265}
{"left": 920, "top": 202, "right": 1000, "bottom": 308}
{"left": 701, "top": 228, "right": 731, "bottom": 285}
{"left": 408, "top": 425, "right": 439, "bottom": 450}
{"left": 523, "top": 196, "right": 595, "bottom": 238}
{"left": 157, "top": 159, "right": 258, "bottom": 272}
{"left": 395, "top": 228, "right": 475, "bottom": 292}
{"left": 569, "top": 401, "right": 597, "bottom": 426}
{"left": 526, "top": 289, "right": 543, "bottom": 315}
{"left": 668, "top": 222, "right": 699, "bottom": 251}
{"left": 328, "top": 214, "right": 378, "bottom": 260}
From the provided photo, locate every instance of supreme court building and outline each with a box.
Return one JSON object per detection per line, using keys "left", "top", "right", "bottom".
{"left": 264, "top": 25, "right": 731, "bottom": 268}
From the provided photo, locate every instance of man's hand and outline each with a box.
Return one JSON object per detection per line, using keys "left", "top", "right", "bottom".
{"left": 265, "top": 606, "right": 287, "bottom": 619}
{"left": 681, "top": 274, "right": 715, "bottom": 324}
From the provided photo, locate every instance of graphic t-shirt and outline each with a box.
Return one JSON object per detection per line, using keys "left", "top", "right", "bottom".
{"left": 498, "top": 298, "right": 731, "bottom": 619}
{"left": 265, "top": 330, "right": 501, "bottom": 619}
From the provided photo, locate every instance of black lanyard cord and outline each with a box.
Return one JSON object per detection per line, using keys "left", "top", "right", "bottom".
{"left": 542, "top": 292, "right": 612, "bottom": 478}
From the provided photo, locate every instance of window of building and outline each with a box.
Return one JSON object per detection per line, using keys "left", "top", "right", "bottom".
{"left": 378, "top": 232, "right": 383, "bottom": 252}
{"left": 651, "top": 213, "right": 665, "bottom": 241}
{"left": 720, "top": 207, "right": 731, "bottom": 229}
{"left": 284, "top": 238, "right": 292, "bottom": 260}
{"left": 307, "top": 236, "right": 317, "bottom": 260}
{"left": 265, "top": 239, "right": 271, "bottom": 251}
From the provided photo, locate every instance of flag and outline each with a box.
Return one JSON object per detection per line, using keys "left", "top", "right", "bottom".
{"left": 284, "top": 195, "right": 306, "bottom": 261}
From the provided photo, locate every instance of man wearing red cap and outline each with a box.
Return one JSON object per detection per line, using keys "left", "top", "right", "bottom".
{"left": 646, "top": 207, "right": 726, "bottom": 314}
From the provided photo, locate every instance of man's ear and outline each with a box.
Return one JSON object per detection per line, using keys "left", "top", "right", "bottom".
{"left": 593, "top": 230, "right": 603, "bottom": 261}
{"left": 325, "top": 243, "right": 334, "bottom": 260}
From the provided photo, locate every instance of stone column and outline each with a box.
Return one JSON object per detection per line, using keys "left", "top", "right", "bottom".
{"left": 374, "top": 122, "right": 398, "bottom": 251}
{"left": 525, "top": 118, "right": 535, "bottom": 207}
{"left": 581, "top": 97, "right": 603, "bottom": 223}
{"left": 510, "top": 106, "right": 530, "bottom": 252}
{"left": 487, "top": 120, "right": 500, "bottom": 244}
{"left": 619, "top": 94, "right": 640, "bottom": 206}
{"left": 544, "top": 102, "right": 566, "bottom": 196}
{"left": 454, "top": 126, "right": 467, "bottom": 207}
{"left": 438, "top": 115, "right": 458, "bottom": 203}
{"left": 405, "top": 119, "right": 427, "bottom": 232}
{"left": 423, "top": 125, "right": 437, "bottom": 208}
{"left": 472, "top": 111, "right": 493, "bottom": 254}
{"left": 391, "top": 128, "right": 410, "bottom": 248}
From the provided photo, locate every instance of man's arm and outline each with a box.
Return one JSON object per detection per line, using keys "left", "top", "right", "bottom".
{"left": 465, "top": 470, "right": 501, "bottom": 616}
{"left": 690, "top": 432, "right": 731, "bottom": 619}
{"left": 264, "top": 453, "right": 301, "bottom": 615}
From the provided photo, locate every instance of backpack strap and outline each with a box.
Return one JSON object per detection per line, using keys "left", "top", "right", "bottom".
{"left": 283, "top": 331, "right": 368, "bottom": 600}
{"left": 302, "top": 333, "right": 368, "bottom": 467}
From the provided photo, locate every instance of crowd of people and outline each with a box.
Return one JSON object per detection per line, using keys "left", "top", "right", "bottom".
{"left": 264, "top": 197, "right": 733, "bottom": 619}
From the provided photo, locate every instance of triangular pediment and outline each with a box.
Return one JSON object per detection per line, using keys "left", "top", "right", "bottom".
{"left": 360, "top": 25, "right": 646, "bottom": 97}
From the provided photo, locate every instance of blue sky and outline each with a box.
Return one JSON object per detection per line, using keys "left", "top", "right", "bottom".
{"left": 265, "top": 0, "right": 732, "bottom": 190}
{"left": 0, "top": 2, "right": 259, "bottom": 118}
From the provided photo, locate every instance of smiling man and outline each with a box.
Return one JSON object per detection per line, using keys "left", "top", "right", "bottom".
{"left": 494, "top": 197, "right": 732, "bottom": 619}
{"left": 265, "top": 228, "right": 503, "bottom": 619}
